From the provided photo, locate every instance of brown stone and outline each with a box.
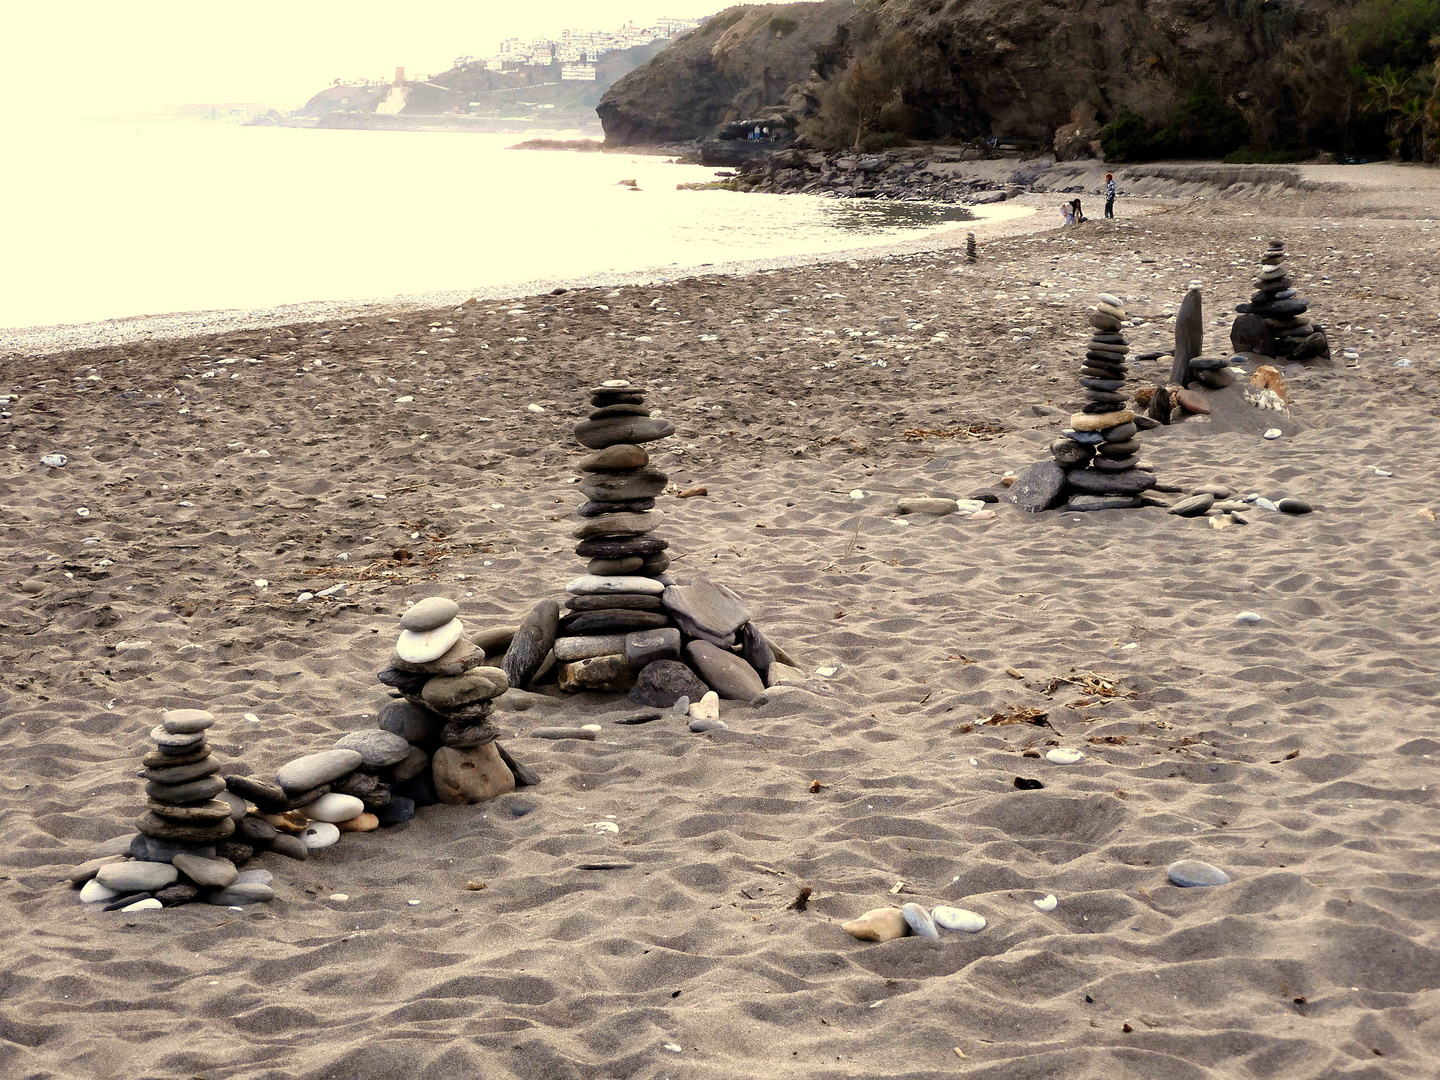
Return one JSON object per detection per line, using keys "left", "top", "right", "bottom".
{"left": 1173, "top": 388, "right": 1211, "bottom": 414}
{"left": 1251, "top": 365, "right": 1287, "bottom": 400}
{"left": 842, "top": 907, "right": 911, "bottom": 942}
{"left": 557, "top": 654, "right": 636, "bottom": 693}
{"left": 578, "top": 443, "right": 649, "bottom": 471}
{"left": 432, "top": 743, "right": 516, "bottom": 805}
{"left": 422, "top": 668, "right": 510, "bottom": 710}
{"left": 337, "top": 812, "right": 380, "bottom": 832}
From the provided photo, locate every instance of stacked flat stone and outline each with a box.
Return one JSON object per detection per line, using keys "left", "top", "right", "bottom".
{"left": 498, "top": 380, "right": 783, "bottom": 706}
{"left": 966, "top": 231, "right": 977, "bottom": 262}
{"left": 1232, "top": 240, "right": 1329, "bottom": 360}
{"left": 1053, "top": 294, "right": 1157, "bottom": 509}
{"left": 69, "top": 709, "right": 275, "bottom": 910}
{"left": 373, "top": 596, "right": 516, "bottom": 806}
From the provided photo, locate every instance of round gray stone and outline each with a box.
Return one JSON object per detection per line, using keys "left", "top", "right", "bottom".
{"left": 161, "top": 709, "right": 216, "bottom": 734}
{"left": 333, "top": 730, "right": 411, "bottom": 768}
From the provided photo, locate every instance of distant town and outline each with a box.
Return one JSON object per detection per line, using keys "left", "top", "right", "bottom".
{"left": 329, "top": 16, "right": 703, "bottom": 90}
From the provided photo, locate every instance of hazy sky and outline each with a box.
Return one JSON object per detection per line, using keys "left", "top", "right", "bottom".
{"left": 5, "top": 1, "right": 736, "bottom": 117}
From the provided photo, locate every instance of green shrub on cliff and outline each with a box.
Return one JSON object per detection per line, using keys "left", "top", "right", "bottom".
{"left": 1101, "top": 86, "right": 1248, "bottom": 161}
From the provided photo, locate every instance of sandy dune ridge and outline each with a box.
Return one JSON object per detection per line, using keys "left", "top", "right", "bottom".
{"left": 1, "top": 164, "right": 1439, "bottom": 1079}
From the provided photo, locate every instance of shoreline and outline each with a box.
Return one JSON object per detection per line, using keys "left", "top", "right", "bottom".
{"left": 0, "top": 200, "right": 1052, "bottom": 357}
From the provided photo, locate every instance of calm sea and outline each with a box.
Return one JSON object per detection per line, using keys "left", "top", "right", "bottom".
{"left": 0, "top": 121, "right": 1012, "bottom": 330}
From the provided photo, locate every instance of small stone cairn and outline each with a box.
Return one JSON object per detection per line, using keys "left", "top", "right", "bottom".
{"left": 376, "top": 596, "right": 523, "bottom": 805}
{"left": 1010, "top": 294, "right": 1159, "bottom": 512}
{"left": 500, "top": 379, "right": 789, "bottom": 715}
{"left": 1231, "top": 240, "right": 1329, "bottom": 361}
{"left": 965, "top": 231, "right": 977, "bottom": 263}
{"left": 67, "top": 709, "right": 279, "bottom": 911}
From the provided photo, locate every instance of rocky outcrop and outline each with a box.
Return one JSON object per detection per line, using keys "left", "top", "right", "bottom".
{"left": 597, "top": 2, "right": 857, "bottom": 144}
{"left": 601, "top": 0, "right": 1342, "bottom": 148}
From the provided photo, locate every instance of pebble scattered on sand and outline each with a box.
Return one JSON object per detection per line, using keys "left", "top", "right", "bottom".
{"left": 1034, "top": 894, "right": 1058, "bottom": 912}
{"left": 1167, "top": 859, "right": 1232, "bottom": 887}
{"left": 932, "top": 906, "right": 987, "bottom": 933}
{"left": 1045, "top": 748, "right": 1085, "bottom": 764}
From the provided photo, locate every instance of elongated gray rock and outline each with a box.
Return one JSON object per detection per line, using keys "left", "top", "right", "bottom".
{"left": 685, "top": 641, "right": 765, "bottom": 701}
{"left": 571, "top": 512, "right": 660, "bottom": 540}
{"left": 566, "top": 575, "right": 665, "bottom": 596}
{"left": 573, "top": 416, "right": 675, "bottom": 449}
{"left": 579, "top": 468, "right": 668, "bottom": 503}
{"left": 333, "top": 729, "right": 412, "bottom": 767}
{"left": 503, "top": 599, "right": 560, "bottom": 691}
{"left": 275, "top": 749, "right": 363, "bottom": 796}
{"left": 96, "top": 860, "right": 179, "bottom": 893}
{"left": 1170, "top": 287, "right": 1203, "bottom": 386}
{"left": 1065, "top": 467, "right": 1157, "bottom": 496}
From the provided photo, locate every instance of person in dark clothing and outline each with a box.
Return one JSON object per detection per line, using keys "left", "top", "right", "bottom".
{"left": 1071, "top": 198, "right": 1086, "bottom": 224}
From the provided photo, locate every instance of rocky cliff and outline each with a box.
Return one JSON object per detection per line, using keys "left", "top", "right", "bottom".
{"left": 600, "top": 0, "right": 1349, "bottom": 150}
{"left": 596, "top": 2, "right": 860, "bottom": 144}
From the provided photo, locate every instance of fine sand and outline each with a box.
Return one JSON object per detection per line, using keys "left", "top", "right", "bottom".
{"left": 2, "top": 163, "right": 1440, "bottom": 1080}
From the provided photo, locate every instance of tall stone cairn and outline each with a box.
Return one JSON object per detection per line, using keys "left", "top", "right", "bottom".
{"left": 498, "top": 379, "right": 779, "bottom": 706}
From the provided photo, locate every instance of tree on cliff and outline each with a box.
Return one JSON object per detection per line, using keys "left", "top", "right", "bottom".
{"left": 803, "top": 32, "right": 917, "bottom": 149}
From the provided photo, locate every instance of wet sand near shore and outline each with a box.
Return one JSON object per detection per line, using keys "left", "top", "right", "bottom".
{"left": 2, "top": 165, "right": 1439, "bottom": 1080}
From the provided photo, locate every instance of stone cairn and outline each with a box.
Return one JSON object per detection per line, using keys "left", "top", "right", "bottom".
{"left": 1231, "top": 240, "right": 1329, "bottom": 361}
{"left": 66, "top": 597, "right": 541, "bottom": 912}
{"left": 500, "top": 379, "right": 788, "bottom": 718}
{"left": 966, "top": 232, "right": 977, "bottom": 263}
{"left": 375, "top": 596, "right": 526, "bottom": 805}
{"left": 68, "top": 709, "right": 282, "bottom": 911}
{"left": 1011, "top": 294, "right": 1160, "bottom": 512}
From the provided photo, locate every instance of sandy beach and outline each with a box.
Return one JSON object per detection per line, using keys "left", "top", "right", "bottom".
{"left": 3, "top": 162, "right": 1440, "bottom": 1080}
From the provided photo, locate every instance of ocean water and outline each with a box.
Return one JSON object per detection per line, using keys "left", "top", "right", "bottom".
{"left": 0, "top": 121, "right": 1015, "bottom": 330}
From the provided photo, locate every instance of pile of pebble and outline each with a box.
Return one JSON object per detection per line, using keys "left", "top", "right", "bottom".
{"left": 67, "top": 709, "right": 280, "bottom": 910}
{"left": 965, "top": 231, "right": 977, "bottom": 263}
{"left": 1011, "top": 294, "right": 1160, "bottom": 512}
{"left": 498, "top": 379, "right": 792, "bottom": 716}
{"left": 1231, "top": 240, "right": 1330, "bottom": 361}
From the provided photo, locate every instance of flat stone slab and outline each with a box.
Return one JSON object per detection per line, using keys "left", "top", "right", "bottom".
{"left": 333, "top": 729, "right": 412, "bottom": 767}
{"left": 685, "top": 641, "right": 765, "bottom": 701}
{"left": 400, "top": 596, "right": 459, "bottom": 632}
{"left": 567, "top": 575, "right": 665, "bottom": 596}
{"left": 1009, "top": 460, "right": 1066, "bottom": 513}
{"left": 662, "top": 578, "right": 751, "bottom": 639}
{"left": 396, "top": 618, "right": 464, "bottom": 664}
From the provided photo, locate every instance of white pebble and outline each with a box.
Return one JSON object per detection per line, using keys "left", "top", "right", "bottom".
{"left": 663, "top": 1043, "right": 682, "bottom": 1053}
{"left": 688, "top": 692, "right": 720, "bottom": 722}
{"left": 328, "top": 893, "right": 349, "bottom": 901}
{"left": 1235, "top": 611, "right": 1263, "bottom": 625}
{"left": 1374, "top": 467, "right": 1393, "bottom": 477}
{"left": 300, "top": 821, "right": 340, "bottom": 849}
{"left": 849, "top": 489, "right": 865, "bottom": 499}
{"left": 1034, "top": 894, "right": 1058, "bottom": 912}
{"left": 254, "top": 579, "right": 269, "bottom": 589}
{"left": 79, "top": 879, "right": 118, "bottom": 903}
{"left": 932, "top": 906, "right": 987, "bottom": 933}
{"left": 407, "top": 899, "right": 421, "bottom": 907}
{"left": 586, "top": 821, "right": 620, "bottom": 834}
{"left": 1046, "top": 748, "right": 1085, "bottom": 765}
{"left": 1263, "top": 428, "right": 1282, "bottom": 440}
{"left": 243, "top": 713, "right": 260, "bottom": 723}
{"left": 526, "top": 403, "right": 545, "bottom": 413}
{"left": 120, "top": 898, "right": 163, "bottom": 912}
{"left": 40, "top": 453, "right": 68, "bottom": 467}
{"left": 76, "top": 507, "right": 90, "bottom": 517}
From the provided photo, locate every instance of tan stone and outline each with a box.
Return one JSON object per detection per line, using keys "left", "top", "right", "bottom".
{"left": 432, "top": 743, "right": 516, "bottom": 805}
{"left": 842, "top": 907, "right": 911, "bottom": 942}
{"left": 1174, "top": 389, "right": 1211, "bottom": 415}
{"left": 337, "top": 812, "right": 380, "bottom": 832}
{"left": 390, "top": 636, "right": 482, "bottom": 676}
{"left": 262, "top": 810, "right": 309, "bottom": 833}
{"left": 557, "top": 654, "right": 635, "bottom": 693}
{"left": 1070, "top": 409, "right": 1134, "bottom": 432}
{"left": 1250, "top": 365, "right": 1288, "bottom": 401}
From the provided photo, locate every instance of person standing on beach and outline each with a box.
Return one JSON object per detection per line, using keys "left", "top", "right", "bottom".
{"left": 1104, "top": 173, "right": 1117, "bottom": 218}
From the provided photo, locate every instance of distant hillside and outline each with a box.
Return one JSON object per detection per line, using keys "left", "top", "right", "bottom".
{"left": 597, "top": 2, "right": 859, "bottom": 143}
{"left": 600, "top": 0, "right": 1440, "bottom": 162}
